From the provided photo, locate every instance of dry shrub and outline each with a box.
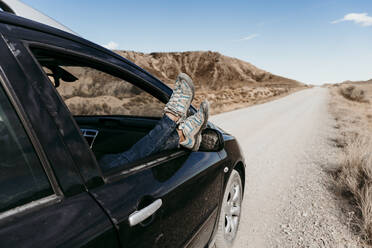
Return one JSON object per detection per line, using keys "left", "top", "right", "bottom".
{"left": 336, "top": 135, "right": 372, "bottom": 242}
{"left": 340, "top": 85, "right": 367, "bottom": 102}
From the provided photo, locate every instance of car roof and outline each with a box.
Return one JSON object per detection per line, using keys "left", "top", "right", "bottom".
{"left": 1, "top": 11, "right": 170, "bottom": 88}
{"left": 0, "top": 12, "right": 129, "bottom": 65}
{"left": 0, "top": 11, "right": 177, "bottom": 104}
{"left": 0, "top": 0, "right": 78, "bottom": 35}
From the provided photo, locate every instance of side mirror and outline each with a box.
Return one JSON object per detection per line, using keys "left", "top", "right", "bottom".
{"left": 45, "top": 65, "right": 78, "bottom": 87}
{"left": 199, "top": 128, "right": 225, "bottom": 152}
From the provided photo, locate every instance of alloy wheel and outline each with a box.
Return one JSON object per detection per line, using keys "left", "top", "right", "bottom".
{"left": 223, "top": 181, "right": 241, "bottom": 242}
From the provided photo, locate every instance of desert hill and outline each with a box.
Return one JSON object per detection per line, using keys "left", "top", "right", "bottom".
{"left": 115, "top": 51, "right": 303, "bottom": 90}
{"left": 340, "top": 79, "right": 372, "bottom": 85}
{"left": 56, "top": 51, "right": 305, "bottom": 116}
{"left": 115, "top": 51, "right": 305, "bottom": 114}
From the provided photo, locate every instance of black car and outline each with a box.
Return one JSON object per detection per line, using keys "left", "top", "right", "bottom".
{"left": 0, "top": 10, "right": 245, "bottom": 248}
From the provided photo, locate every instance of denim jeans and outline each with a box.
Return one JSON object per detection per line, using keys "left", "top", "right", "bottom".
{"left": 99, "top": 115, "right": 180, "bottom": 172}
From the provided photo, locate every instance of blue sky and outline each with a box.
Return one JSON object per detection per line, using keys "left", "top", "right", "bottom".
{"left": 22, "top": 0, "right": 372, "bottom": 85}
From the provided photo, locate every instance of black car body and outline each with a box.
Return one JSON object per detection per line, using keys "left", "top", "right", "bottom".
{"left": 0, "top": 11, "right": 245, "bottom": 248}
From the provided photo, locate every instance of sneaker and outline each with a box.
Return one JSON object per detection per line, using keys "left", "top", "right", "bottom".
{"left": 164, "top": 73, "right": 194, "bottom": 123}
{"left": 179, "top": 100, "right": 209, "bottom": 151}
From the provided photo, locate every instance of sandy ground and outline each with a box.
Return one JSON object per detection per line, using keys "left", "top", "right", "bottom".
{"left": 211, "top": 87, "right": 361, "bottom": 248}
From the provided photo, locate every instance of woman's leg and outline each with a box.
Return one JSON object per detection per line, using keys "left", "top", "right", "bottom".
{"left": 99, "top": 114, "right": 179, "bottom": 171}
{"left": 158, "top": 129, "right": 180, "bottom": 151}
{"left": 99, "top": 73, "right": 195, "bottom": 172}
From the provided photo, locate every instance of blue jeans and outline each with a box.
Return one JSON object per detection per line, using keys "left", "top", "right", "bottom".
{"left": 99, "top": 115, "right": 180, "bottom": 172}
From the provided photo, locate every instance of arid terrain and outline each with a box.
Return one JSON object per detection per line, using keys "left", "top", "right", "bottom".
{"left": 210, "top": 81, "right": 372, "bottom": 248}
{"left": 212, "top": 88, "right": 364, "bottom": 248}
{"left": 115, "top": 51, "right": 307, "bottom": 114}
{"left": 328, "top": 80, "right": 372, "bottom": 246}
{"left": 55, "top": 51, "right": 306, "bottom": 116}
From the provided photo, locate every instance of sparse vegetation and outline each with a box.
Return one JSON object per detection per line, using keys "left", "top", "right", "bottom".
{"left": 329, "top": 82, "right": 372, "bottom": 244}
{"left": 335, "top": 135, "right": 372, "bottom": 242}
{"left": 55, "top": 66, "right": 165, "bottom": 116}
{"left": 193, "top": 86, "right": 294, "bottom": 114}
{"left": 116, "top": 50, "right": 306, "bottom": 114}
{"left": 339, "top": 85, "right": 367, "bottom": 102}
{"left": 48, "top": 51, "right": 307, "bottom": 116}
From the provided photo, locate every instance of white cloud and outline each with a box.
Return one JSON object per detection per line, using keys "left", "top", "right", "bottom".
{"left": 103, "top": 41, "right": 119, "bottom": 50}
{"left": 237, "top": 34, "right": 259, "bottom": 41}
{"left": 332, "top": 13, "right": 372, "bottom": 27}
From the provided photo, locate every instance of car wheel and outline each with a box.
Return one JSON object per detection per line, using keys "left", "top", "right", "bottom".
{"left": 215, "top": 169, "right": 242, "bottom": 248}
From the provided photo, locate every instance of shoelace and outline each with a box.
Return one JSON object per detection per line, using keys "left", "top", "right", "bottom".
{"left": 168, "top": 84, "right": 182, "bottom": 106}
{"left": 168, "top": 81, "right": 191, "bottom": 107}
{"left": 186, "top": 110, "right": 203, "bottom": 131}
{"left": 191, "top": 111, "right": 203, "bottom": 126}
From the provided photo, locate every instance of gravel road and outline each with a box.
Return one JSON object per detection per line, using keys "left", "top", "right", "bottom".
{"left": 211, "top": 87, "right": 360, "bottom": 248}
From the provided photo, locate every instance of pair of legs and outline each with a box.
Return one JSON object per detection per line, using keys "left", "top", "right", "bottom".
{"left": 99, "top": 73, "right": 209, "bottom": 172}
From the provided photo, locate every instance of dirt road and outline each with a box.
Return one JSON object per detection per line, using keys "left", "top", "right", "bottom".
{"left": 211, "top": 88, "right": 360, "bottom": 247}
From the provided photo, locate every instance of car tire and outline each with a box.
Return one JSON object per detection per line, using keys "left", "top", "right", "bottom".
{"left": 214, "top": 169, "right": 243, "bottom": 248}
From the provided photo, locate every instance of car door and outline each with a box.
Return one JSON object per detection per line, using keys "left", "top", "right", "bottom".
{"left": 0, "top": 28, "right": 120, "bottom": 247}
{"left": 10, "top": 24, "right": 225, "bottom": 248}
{"left": 94, "top": 150, "right": 224, "bottom": 248}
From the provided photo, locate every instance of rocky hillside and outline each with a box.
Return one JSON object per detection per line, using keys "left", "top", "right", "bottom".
{"left": 115, "top": 51, "right": 303, "bottom": 90}
{"left": 57, "top": 51, "right": 305, "bottom": 116}
{"left": 340, "top": 79, "right": 372, "bottom": 85}
{"left": 113, "top": 51, "right": 305, "bottom": 114}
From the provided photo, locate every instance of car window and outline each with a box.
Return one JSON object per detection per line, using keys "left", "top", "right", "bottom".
{"left": 0, "top": 84, "right": 53, "bottom": 213}
{"left": 31, "top": 48, "right": 165, "bottom": 117}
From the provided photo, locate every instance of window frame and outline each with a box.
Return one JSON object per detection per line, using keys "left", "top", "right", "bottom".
{"left": 0, "top": 67, "right": 62, "bottom": 219}
{"left": 25, "top": 41, "right": 170, "bottom": 106}
{"left": 37, "top": 59, "right": 166, "bottom": 118}
{"left": 23, "top": 42, "right": 189, "bottom": 182}
{"left": 104, "top": 150, "right": 188, "bottom": 183}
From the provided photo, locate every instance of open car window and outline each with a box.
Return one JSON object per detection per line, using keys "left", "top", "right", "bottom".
{"left": 31, "top": 48, "right": 165, "bottom": 117}
{"left": 29, "top": 47, "right": 173, "bottom": 174}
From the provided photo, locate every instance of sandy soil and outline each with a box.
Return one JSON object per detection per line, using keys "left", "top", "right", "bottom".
{"left": 211, "top": 87, "right": 361, "bottom": 247}
{"left": 328, "top": 83, "right": 372, "bottom": 246}
{"left": 329, "top": 83, "right": 372, "bottom": 133}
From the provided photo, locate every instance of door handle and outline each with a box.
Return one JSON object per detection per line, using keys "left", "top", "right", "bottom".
{"left": 129, "top": 199, "right": 162, "bottom": 226}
